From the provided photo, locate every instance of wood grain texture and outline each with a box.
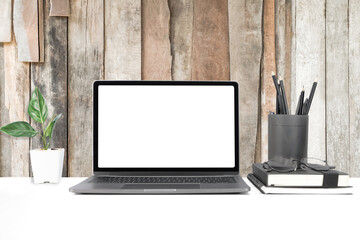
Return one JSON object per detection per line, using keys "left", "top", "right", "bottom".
{"left": 326, "top": 0, "right": 349, "bottom": 173}
{"left": 50, "top": 0, "right": 70, "bottom": 17}
{"left": 275, "top": 0, "right": 293, "bottom": 112}
{"left": 290, "top": 0, "right": 297, "bottom": 113}
{"left": 31, "top": 0, "right": 68, "bottom": 176}
{"left": 0, "top": 43, "right": 12, "bottom": 176}
{"left": 141, "top": 0, "right": 171, "bottom": 80}
{"left": 349, "top": 0, "right": 360, "bottom": 177}
{"left": 68, "top": 0, "right": 104, "bottom": 177}
{"left": 169, "top": 0, "right": 193, "bottom": 81}
{"left": 0, "top": 0, "right": 12, "bottom": 42}
{"left": 295, "top": 0, "right": 326, "bottom": 160}
{"left": 3, "top": 39, "right": 30, "bottom": 176}
{"left": 261, "top": 0, "right": 277, "bottom": 163}
{"left": 105, "top": 0, "right": 141, "bottom": 80}
{"left": 13, "top": 0, "right": 44, "bottom": 62}
{"left": 192, "top": 0, "right": 230, "bottom": 80}
{"left": 229, "top": 0, "right": 262, "bottom": 175}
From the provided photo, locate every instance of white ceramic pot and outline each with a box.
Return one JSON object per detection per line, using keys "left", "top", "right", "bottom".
{"left": 30, "top": 148, "right": 64, "bottom": 184}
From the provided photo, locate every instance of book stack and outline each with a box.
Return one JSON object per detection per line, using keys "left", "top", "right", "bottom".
{"left": 248, "top": 163, "right": 352, "bottom": 194}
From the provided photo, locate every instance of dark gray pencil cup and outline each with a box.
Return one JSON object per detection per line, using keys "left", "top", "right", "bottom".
{"left": 268, "top": 114, "right": 309, "bottom": 169}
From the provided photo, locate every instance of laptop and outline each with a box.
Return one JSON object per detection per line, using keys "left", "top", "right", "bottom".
{"left": 69, "top": 81, "right": 250, "bottom": 194}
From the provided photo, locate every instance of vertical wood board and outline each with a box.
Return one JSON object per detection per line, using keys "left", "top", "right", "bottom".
{"left": 295, "top": 0, "right": 326, "bottom": 160}
{"left": 168, "top": 0, "right": 194, "bottom": 81}
{"left": 229, "top": 0, "right": 263, "bottom": 175}
{"left": 141, "top": 0, "right": 172, "bottom": 80}
{"left": 349, "top": 0, "right": 360, "bottom": 177}
{"left": 3, "top": 39, "right": 30, "bottom": 176}
{"left": 261, "top": 0, "right": 277, "bottom": 163}
{"left": 192, "top": 0, "right": 230, "bottom": 80}
{"left": 50, "top": 0, "right": 70, "bottom": 17}
{"left": 68, "top": 0, "right": 104, "bottom": 177}
{"left": 0, "top": 43, "right": 13, "bottom": 176}
{"left": 275, "top": 0, "right": 293, "bottom": 112}
{"left": 105, "top": 0, "right": 141, "bottom": 80}
{"left": 13, "top": 0, "right": 44, "bottom": 62}
{"left": 290, "top": 0, "right": 297, "bottom": 113}
{"left": 31, "top": 0, "right": 68, "bottom": 176}
{"left": 0, "top": 0, "right": 12, "bottom": 42}
{"left": 326, "top": 0, "right": 349, "bottom": 173}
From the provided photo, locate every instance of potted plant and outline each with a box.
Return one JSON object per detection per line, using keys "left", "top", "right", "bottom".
{"left": 0, "top": 87, "right": 63, "bottom": 183}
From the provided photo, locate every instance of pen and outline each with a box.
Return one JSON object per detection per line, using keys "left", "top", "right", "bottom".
{"left": 305, "top": 82, "right": 318, "bottom": 114}
{"left": 279, "top": 76, "right": 289, "bottom": 114}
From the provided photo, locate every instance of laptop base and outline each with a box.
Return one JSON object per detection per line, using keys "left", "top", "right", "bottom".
{"left": 69, "top": 175, "right": 250, "bottom": 194}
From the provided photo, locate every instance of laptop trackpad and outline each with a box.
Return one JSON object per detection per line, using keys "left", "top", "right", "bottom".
{"left": 122, "top": 184, "right": 200, "bottom": 189}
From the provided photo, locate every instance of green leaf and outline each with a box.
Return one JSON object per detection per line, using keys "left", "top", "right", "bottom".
{"left": 44, "top": 114, "right": 62, "bottom": 138}
{"left": 28, "top": 87, "right": 48, "bottom": 123}
{"left": 0, "top": 121, "right": 38, "bottom": 137}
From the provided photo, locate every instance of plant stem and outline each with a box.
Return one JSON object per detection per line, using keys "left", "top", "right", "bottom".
{"left": 41, "top": 123, "right": 47, "bottom": 150}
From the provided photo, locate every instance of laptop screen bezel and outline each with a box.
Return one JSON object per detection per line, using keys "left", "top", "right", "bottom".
{"left": 93, "top": 81, "right": 239, "bottom": 174}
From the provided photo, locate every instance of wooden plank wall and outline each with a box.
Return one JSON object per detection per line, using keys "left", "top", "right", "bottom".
{"left": 31, "top": 0, "right": 68, "bottom": 176}
{"left": 228, "top": 0, "right": 262, "bottom": 174}
{"left": 0, "top": 0, "right": 359, "bottom": 177}
{"left": 68, "top": 0, "right": 104, "bottom": 177}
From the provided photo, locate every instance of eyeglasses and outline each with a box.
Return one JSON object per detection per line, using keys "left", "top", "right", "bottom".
{"left": 263, "top": 157, "right": 334, "bottom": 173}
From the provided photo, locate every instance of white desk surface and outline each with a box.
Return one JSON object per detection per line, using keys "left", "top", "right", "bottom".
{"left": 0, "top": 177, "right": 359, "bottom": 240}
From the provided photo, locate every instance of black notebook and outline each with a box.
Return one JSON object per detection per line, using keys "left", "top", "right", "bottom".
{"left": 252, "top": 163, "right": 349, "bottom": 187}
{"left": 247, "top": 174, "right": 352, "bottom": 194}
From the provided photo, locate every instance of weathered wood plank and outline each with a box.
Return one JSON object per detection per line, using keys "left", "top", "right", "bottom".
{"left": 229, "top": 0, "right": 263, "bottom": 175}
{"left": 31, "top": 0, "right": 68, "bottom": 176}
{"left": 295, "top": 0, "right": 326, "bottom": 160}
{"left": 326, "top": 0, "right": 349, "bottom": 174}
{"left": 260, "top": 0, "right": 277, "bottom": 163}
{"left": 68, "top": 0, "right": 104, "bottom": 177}
{"left": 191, "top": 0, "right": 230, "bottom": 80}
{"left": 168, "top": 0, "right": 193, "bottom": 81}
{"left": 3, "top": 39, "right": 30, "bottom": 176}
{"left": 0, "top": 0, "right": 12, "bottom": 42}
{"left": 0, "top": 43, "right": 12, "bottom": 176}
{"left": 50, "top": 0, "right": 70, "bottom": 17}
{"left": 349, "top": 0, "right": 360, "bottom": 177}
{"left": 275, "top": 0, "right": 293, "bottom": 112}
{"left": 13, "top": 0, "right": 44, "bottom": 62}
{"left": 141, "top": 0, "right": 172, "bottom": 80}
{"left": 105, "top": 0, "right": 141, "bottom": 80}
{"left": 290, "top": 0, "right": 297, "bottom": 113}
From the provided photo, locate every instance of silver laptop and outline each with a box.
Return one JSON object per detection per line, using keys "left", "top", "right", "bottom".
{"left": 69, "top": 81, "right": 250, "bottom": 194}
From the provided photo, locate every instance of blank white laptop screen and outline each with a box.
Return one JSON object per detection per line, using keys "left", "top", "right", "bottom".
{"left": 98, "top": 85, "right": 235, "bottom": 168}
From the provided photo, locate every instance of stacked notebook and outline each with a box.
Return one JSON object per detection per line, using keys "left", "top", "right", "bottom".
{"left": 248, "top": 163, "right": 352, "bottom": 194}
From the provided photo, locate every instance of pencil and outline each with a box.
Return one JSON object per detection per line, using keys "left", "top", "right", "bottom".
{"left": 279, "top": 76, "right": 289, "bottom": 114}
{"left": 306, "top": 81, "right": 318, "bottom": 114}
{"left": 271, "top": 71, "right": 280, "bottom": 94}
{"left": 296, "top": 87, "right": 305, "bottom": 115}
{"left": 271, "top": 71, "right": 283, "bottom": 114}
{"left": 302, "top": 98, "right": 309, "bottom": 115}
{"left": 295, "top": 92, "right": 302, "bottom": 115}
{"left": 279, "top": 93, "right": 286, "bottom": 114}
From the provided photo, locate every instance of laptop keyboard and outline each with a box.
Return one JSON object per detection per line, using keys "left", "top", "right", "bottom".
{"left": 90, "top": 176, "right": 236, "bottom": 184}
